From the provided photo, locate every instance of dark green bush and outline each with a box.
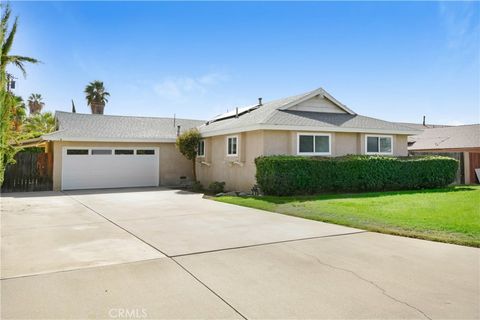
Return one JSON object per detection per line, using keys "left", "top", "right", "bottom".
{"left": 255, "top": 155, "right": 458, "bottom": 196}
{"left": 191, "top": 181, "right": 204, "bottom": 192}
{"left": 209, "top": 181, "right": 226, "bottom": 194}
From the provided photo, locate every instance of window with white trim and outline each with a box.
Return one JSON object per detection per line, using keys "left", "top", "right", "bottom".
{"left": 297, "top": 133, "right": 331, "bottom": 155}
{"left": 227, "top": 136, "right": 238, "bottom": 156}
{"left": 197, "top": 140, "right": 205, "bottom": 157}
{"left": 366, "top": 135, "right": 393, "bottom": 154}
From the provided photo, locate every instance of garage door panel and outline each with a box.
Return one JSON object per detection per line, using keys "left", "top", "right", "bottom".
{"left": 62, "top": 148, "right": 159, "bottom": 190}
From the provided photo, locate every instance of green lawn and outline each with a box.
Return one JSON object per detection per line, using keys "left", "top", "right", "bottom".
{"left": 215, "top": 186, "right": 480, "bottom": 247}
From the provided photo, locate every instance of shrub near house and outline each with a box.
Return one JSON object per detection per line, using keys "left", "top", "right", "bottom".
{"left": 255, "top": 155, "right": 458, "bottom": 196}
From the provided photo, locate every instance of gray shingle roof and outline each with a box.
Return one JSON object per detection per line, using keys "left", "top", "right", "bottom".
{"left": 43, "top": 88, "right": 422, "bottom": 142}
{"left": 396, "top": 122, "right": 451, "bottom": 130}
{"left": 265, "top": 111, "right": 421, "bottom": 131}
{"left": 408, "top": 124, "right": 480, "bottom": 150}
{"left": 199, "top": 92, "right": 311, "bottom": 134}
{"left": 199, "top": 88, "right": 420, "bottom": 136}
{"left": 42, "top": 111, "right": 205, "bottom": 142}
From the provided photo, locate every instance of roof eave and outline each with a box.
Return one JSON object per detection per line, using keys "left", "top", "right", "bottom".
{"left": 42, "top": 136, "right": 177, "bottom": 143}
{"left": 12, "top": 137, "right": 47, "bottom": 148}
{"left": 200, "top": 124, "right": 421, "bottom": 137}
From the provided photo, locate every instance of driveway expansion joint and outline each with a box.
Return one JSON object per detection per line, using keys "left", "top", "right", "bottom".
{"left": 0, "top": 257, "right": 167, "bottom": 281}
{"left": 172, "top": 258, "right": 248, "bottom": 320}
{"left": 170, "top": 231, "right": 369, "bottom": 258}
{"left": 289, "top": 245, "right": 433, "bottom": 320}
{"left": 62, "top": 192, "right": 170, "bottom": 257}
{"left": 62, "top": 192, "right": 248, "bottom": 319}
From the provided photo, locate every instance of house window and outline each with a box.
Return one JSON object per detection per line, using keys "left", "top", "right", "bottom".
{"left": 197, "top": 140, "right": 205, "bottom": 157}
{"left": 114, "top": 149, "right": 134, "bottom": 155}
{"left": 66, "top": 149, "right": 88, "bottom": 155}
{"left": 297, "top": 133, "right": 331, "bottom": 155}
{"left": 366, "top": 135, "right": 393, "bottom": 154}
{"left": 91, "top": 149, "right": 112, "bottom": 155}
{"left": 227, "top": 136, "right": 238, "bottom": 156}
{"left": 136, "top": 149, "right": 155, "bottom": 155}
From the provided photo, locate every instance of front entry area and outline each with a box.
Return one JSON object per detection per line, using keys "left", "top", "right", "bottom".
{"left": 61, "top": 147, "right": 159, "bottom": 190}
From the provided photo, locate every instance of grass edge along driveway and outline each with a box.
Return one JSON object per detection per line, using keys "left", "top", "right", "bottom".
{"left": 215, "top": 186, "right": 480, "bottom": 247}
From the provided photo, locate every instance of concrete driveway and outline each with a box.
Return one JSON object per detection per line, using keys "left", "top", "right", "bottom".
{"left": 1, "top": 188, "right": 478, "bottom": 319}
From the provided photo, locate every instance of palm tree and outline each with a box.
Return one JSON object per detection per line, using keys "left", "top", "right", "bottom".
{"left": 22, "top": 111, "right": 55, "bottom": 138}
{"left": 1, "top": 4, "right": 39, "bottom": 78}
{"left": 84, "top": 81, "right": 109, "bottom": 114}
{"left": 27, "top": 93, "right": 44, "bottom": 114}
{"left": 10, "top": 95, "right": 25, "bottom": 131}
{"left": 1, "top": 4, "right": 39, "bottom": 184}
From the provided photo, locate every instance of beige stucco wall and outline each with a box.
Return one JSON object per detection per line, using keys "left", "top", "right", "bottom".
{"left": 197, "top": 131, "right": 265, "bottom": 191}
{"left": 394, "top": 135, "right": 408, "bottom": 156}
{"left": 264, "top": 130, "right": 291, "bottom": 155}
{"left": 52, "top": 141, "right": 192, "bottom": 191}
{"left": 333, "top": 132, "right": 359, "bottom": 155}
{"left": 197, "top": 130, "right": 411, "bottom": 192}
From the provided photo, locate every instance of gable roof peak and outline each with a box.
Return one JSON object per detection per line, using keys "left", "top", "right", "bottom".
{"left": 277, "top": 87, "right": 356, "bottom": 115}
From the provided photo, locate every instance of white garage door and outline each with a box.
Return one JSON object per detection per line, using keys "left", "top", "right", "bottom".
{"left": 62, "top": 147, "right": 159, "bottom": 190}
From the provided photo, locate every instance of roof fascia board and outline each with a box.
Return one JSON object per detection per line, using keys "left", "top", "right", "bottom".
{"left": 201, "top": 124, "right": 421, "bottom": 137}
{"left": 42, "top": 136, "right": 176, "bottom": 143}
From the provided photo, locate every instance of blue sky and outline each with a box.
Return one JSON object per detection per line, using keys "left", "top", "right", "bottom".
{"left": 8, "top": 1, "right": 480, "bottom": 124}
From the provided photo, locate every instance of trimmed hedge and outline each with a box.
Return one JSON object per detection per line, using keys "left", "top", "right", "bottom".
{"left": 255, "top": 155, "right": 458, "bottom": 196}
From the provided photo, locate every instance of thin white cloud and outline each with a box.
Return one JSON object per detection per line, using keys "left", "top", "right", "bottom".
{"left": 438, "top": 1, "right": 479, "bottom": 50}
{"left": 153, "top": 72, "right": 229, "bottom": 101}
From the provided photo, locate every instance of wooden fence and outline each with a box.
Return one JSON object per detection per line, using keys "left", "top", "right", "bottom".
{"left": 1, "top": 152, "right": 53, "bottom": 192}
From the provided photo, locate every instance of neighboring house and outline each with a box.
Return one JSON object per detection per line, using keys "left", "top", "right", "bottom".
{"left": 408, "top": 124, "right": 480, "bottom": 184}
{"left": 34, "top": 87, "right": 420, "bottom": 191}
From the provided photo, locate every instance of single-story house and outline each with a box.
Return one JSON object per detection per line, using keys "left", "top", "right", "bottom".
{"left": 38, "top": 87, "right": 421, "bottom": 191}
{"left": 408, "top": 124, "right": 480, "bottom": 184}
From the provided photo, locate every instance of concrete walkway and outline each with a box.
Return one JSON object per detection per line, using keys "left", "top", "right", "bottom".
{"left": 1, "top": 188, "right": 478, "bottom": 319}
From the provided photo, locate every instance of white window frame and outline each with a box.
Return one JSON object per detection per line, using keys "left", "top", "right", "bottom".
{"left": 226, "top": 135, "right": 239, "bottom": 157}
{"left": 365, "top": 135, "right": 393, "bottom": 155}
{"left": 197, "top": 140, "right": 205, "bottom": 158}
{"left": 296, "top": 133, "right": 332, "bottom": 156}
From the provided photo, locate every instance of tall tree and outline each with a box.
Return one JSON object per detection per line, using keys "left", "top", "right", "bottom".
{"left": 27, "top": 93, "right": 44, "bottom": 114}
{"left": 22, "top": 111, "right": 55, "bottom": 139}
{"left": 85, "top": 80, "right": 109, "bottom": 114}
{"left": 176, "top": 128, "right": 202, "bottom": 182}
{"left": 0, "top": 3, "right": 39, "bottom": 184}
{"left": 0, "top": 5, "right": 39, "bottom": 77}
{"left": 11, "top": 94, "right": 25, "bottom": 131}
